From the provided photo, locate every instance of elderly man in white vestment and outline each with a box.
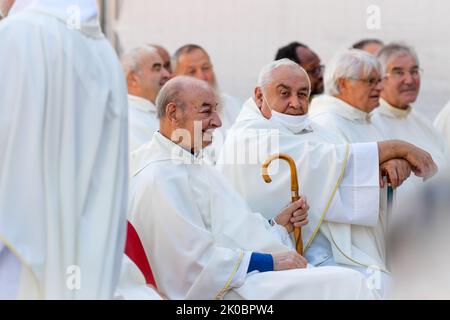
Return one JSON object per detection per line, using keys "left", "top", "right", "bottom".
{"left": 122, "top": 45, "right": 170, "bottom": 153}
{"left": 172, "top": 44, "right": 242, "bottom": 163}
{"left": 371, "top": 44, "right": 449, "bottom": 171}
{"left": 128, "top": 76, "right": 381, "bottom": 300}
{"left": 0, "top": 0, "right": 128, "bottom": 299}
{"left": 217, "top": 59, "right": 437, "bottom": 298}
{"left": 435, "top": 99, "right": 450, "bottom": 152}
{"left": 308, "top": 50, "right": 438, "bottom": 289}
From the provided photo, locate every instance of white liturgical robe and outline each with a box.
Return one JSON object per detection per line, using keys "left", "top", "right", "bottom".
{"left": 308, "top": 96, "right": 390, "bottom": 272}
{"left": 0, "top": 0, "right": 128, "bottom": 299}
{"left": 128, "top": 132, "right": 378, "bottom": 300}
{"left": 128, "top": 95, "right": 159, "bottom": 154}
{"left": 216, "top": 98, "right": 386, "bottom": 286}
{"left": 434, "top": 100, "right": 450, "bottom": 159}
{"left": 219, "top": 93, "right": 242, "bottom": 131}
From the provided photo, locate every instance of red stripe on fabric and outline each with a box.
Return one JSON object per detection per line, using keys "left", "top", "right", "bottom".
{"left": 125, "top": 221, "right": 157, "bottom": 288}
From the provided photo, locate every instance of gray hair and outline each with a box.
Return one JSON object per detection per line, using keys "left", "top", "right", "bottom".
{"left": 257, "top": 58, "right": 311, "bottom": 94}
{"left": 156, "top": 76, "right": 212, "bottom": 119}
{"left": 120, "top": 45, "right": 157, "bottom": 77}
{"left": 324, "top": 49, "right": 382, "bottom": 96}
{"left": 377, "top": 43, "right": 419, "bottom": 75}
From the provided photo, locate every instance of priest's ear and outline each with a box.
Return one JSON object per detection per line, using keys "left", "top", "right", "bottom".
{"left": 337, "top": 78, "right": 349, "bottom": 94}
{"left": 254, "top": 87, "right": 264, "bottom": 108}
{"left": 126, "top": 70, "right": 140, "bottom": 90}
{"left": 165, "top": 102, "right": 184, "bottom": 126}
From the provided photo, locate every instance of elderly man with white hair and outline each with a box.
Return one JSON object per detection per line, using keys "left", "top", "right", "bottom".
{"left": 371, "top": 44, "right": 449, "bottom": 208}
{"left": 122, "top": 45, "right": 170, "bottom": 153}
{"left": 0, "top": 0, "right": 128, "bottom": 299}
{"left": 217, "top": 58, "right": 437, "bottom": 298}
{"left": 371, "top": 44, "right": 449, "bottom": 170}
{"left": 308, "top": 49, "right": 439, "bottom": 281}
{"left": 309, "top": 49, "right": 386, "bottom": 144}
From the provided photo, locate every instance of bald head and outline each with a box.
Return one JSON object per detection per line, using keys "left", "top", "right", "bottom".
{"left": 157, "top": 76, "right": 222, "bottom": 152}
{"left": 121, "top": 45, "right": 170, "bottom": 103}
{"left": 157, "top": 76, "right": 213, "bottom": 119}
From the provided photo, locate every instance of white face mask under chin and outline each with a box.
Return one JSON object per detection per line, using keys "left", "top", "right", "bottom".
{"left": 263, "top": 95, "right": 312, "bottom": 134}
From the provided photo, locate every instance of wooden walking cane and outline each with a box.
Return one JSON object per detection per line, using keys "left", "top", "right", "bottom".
{"left": 262, "top": 153, "right": 303, "bottom": 255}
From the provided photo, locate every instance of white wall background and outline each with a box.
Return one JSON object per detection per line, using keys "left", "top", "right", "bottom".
{"left": 114, "top": 0, "right": 450, "bottom": 120}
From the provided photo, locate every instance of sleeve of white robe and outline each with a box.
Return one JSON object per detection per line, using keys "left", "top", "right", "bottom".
{"left": 247, "top": 212, "right": 294, "bottom": 249}
{"left": 325, "top": 142, "right": 380, "bottom": 227}
{"left": 130, "top": 166, "right": 249, "bottom": 300}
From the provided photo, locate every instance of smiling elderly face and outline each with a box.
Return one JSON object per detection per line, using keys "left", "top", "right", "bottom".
{"left": 381, "top": 53, "right": 421, "bottom": 109}
{"left": 0, "top": 0, "right": 15, "bottom": 17}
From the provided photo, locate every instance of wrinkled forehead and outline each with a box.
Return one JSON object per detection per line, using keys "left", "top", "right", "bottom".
{"left": 269, "top": 66, "right": 311, "bottom": 90}
{"left": 387, "top": 52, "right": 419, "bottom": 69}
{"left": 179, "top": 49, "right": 211, "bottom": 66}
{"left": 184, "top": 83, "right": 217, "bottom": 105}
{"left": 142, "top": 50, "right": 164, "bottom": 66}
{"left": 150, "top": 45, "right": 170, "bottom": 61}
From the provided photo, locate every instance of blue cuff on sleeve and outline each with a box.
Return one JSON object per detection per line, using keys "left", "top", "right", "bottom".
{"left": 247, "top": 252, "right": 274, "bottom": 273}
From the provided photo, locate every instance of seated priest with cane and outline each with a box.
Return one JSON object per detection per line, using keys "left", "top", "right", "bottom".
{"left": 216, "top": 59, "right": 437, "bottom": 298}
{"left": 127, "top": 76, "right": 380, "bottom": 300}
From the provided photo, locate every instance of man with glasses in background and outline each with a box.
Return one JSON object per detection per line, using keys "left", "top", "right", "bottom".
{"left": 370, "top": 43, "right": 449, "bottom": 204}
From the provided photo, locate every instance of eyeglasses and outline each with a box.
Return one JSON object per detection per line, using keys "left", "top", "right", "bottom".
{"left": 348, "top": 77, "right": 383, "bottom": 87}
{"left": 385, "top": 68, "right": 423, "bottom": 79}
{"left": 305, "top": 65, "right": 324, "bottom": 77}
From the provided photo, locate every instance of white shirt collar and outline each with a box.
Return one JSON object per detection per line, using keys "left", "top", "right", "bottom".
{"left": 378, "top": 98, "right": 412, "bottom": 119}
{"left": 132, "top": 132, "right": 206, "bottom": 177}
{"left": 311, "top": 95, "right": 371, "bottom": 122}
{"left": 128, "top": 95, "right": 157, "bottom": 114}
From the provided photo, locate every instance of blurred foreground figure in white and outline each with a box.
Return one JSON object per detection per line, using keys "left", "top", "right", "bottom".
{"left": 0, "top": 0, "right": 128, "bottom": 299}
{"left": 389, "top": 173, "right": 450, "bottom": 299}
